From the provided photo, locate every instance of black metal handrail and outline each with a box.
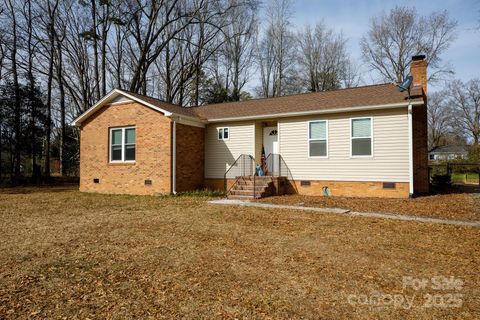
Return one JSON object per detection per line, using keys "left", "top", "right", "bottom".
{"left": 264, "top": 153, "right": 298, "bottom": 193}
{"left": 224, "top": 154, "right": 256, "bottom": 194}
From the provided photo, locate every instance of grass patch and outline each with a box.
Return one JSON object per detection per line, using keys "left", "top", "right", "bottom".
{"left": 260, "top": 193, "right": 480, "bottom": 221}
{"left": 451, "top": 172, "right": 479, "bottom": 183}
{"left": 0, "top": 187, "right": 478, "bottom": 318}
{"left": 175, "top": 189, "right": 225, "bottom": 197}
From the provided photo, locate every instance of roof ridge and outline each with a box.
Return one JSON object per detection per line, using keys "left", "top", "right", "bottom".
{"left": 193, "top": 83, "right": 396, "bottom": 109}
{"left": 118, "top": 83, "right": 399, "bottom": 110}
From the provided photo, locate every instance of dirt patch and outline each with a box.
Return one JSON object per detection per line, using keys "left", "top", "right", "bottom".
{"left": 259, "top": 193, "right": 480, "bottom": 221}
{"left": 0, "top": 189, "right": 478, "bottom": 319}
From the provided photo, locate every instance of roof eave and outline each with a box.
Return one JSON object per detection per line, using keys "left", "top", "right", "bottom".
{"left": 204, "top": 100, "right": 424, "bottom": 123}
{"left": 71, "top": 89, "right": 207, "bottom": 127}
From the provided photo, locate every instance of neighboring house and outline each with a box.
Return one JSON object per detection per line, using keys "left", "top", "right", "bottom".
{"left": 72, "top": 55, "right": 429, "bottom": 198}
{"left": 428, "top": 145, "right": 468, "bottom": 162}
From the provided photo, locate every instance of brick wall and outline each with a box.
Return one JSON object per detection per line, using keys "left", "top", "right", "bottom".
{"left": 205, "top": 178, "right": 410, "bottom": 198}
{"left": 410, "top": 55, "right": 429, "bottom": 194}
{"left": 412, "top": 104, "right": 429, "bottom": 194}
{"left": 175, "top": 123, "right": 205, "bottom": 192}
{"left": 79, "top": 102, "right": 172, "bottom": 195}
{"left": 293, "top": 180, "right": 410, "bottom": 198}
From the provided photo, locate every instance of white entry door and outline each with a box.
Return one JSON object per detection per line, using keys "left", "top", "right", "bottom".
{"left": 263, "top": 126, "right": 279, "bottom": 174}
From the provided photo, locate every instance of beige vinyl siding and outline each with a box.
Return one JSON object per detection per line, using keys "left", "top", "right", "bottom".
{"left": 205, "top": 122, "right": 255, "bottom": 178}
{"left": 279, "top": 108, "right": 409, "bottom": 182}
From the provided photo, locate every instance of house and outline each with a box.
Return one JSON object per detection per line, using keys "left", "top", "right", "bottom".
{"left": 72, "top": 55, "right": 429, "bottom": 198}
{"left": 429, "top": 145, "right": 468, "bottom": 162}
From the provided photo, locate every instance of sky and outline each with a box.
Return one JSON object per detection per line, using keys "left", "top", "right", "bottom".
{"left": 252, "top": 0, "right": 480, "bottom": 93}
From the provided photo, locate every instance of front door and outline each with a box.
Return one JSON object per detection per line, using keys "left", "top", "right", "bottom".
{"left": 263, "top": 126, "right": 279, "bottom": 174}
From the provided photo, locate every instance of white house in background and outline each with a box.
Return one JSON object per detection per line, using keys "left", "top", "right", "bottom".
{"left": 429, "top": 145, "right": 469, "bottom": 162}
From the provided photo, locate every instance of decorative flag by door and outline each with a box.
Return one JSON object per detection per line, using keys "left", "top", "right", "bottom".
{"left": 261, "top": 146, "right": 267, "bottom": 174}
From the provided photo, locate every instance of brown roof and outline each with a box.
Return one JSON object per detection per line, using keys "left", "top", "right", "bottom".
{"left": 124, "top": 83, "right": 424, "bottom": 122}
{"left": 124, "top": 91, "right": 200, "bottom": 118}
{"left": 192, "top": 83, "right": 423, "bottom": 120}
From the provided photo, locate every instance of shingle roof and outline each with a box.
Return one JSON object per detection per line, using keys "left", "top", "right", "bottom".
{"left": 191, "top": 83, "right": 424, "bottom": 120}
{"left": 124, "top": 91, "right": 199, "bottom": 118}
{"left": 429, "top": 145, "right": 468, "bottom": 154}
{"left": 105, "top": 83, "right": 423, "bottom": 124}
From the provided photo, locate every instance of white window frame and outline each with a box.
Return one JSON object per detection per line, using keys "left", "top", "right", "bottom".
{"left": 217, "top": 127, "right": 230, "bottom": 141}
{"left": 109, "top": 126, "right": 136, "bottom": 163}
{"left": 350, "top": 117, "right": 374, "bottom": 158}
{"left": 308, "top": 120, "right": 328, "bottom": 158}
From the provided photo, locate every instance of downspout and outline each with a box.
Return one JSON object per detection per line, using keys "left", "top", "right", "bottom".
{"left": 408, "top": 104, "right": 414, "bottom": 197}
{"left": 172, "top": 118, "right": 177, "bottom": 195}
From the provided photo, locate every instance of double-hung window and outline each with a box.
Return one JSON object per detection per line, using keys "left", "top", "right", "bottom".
{"left": 308, "top": 120, "right": 328, "bottom": 157}
{"left": 218, "top": 127, "right": 229, "bottom": 140}
{"left": 351, "top": 117, "right": 372, "bottom": 157}
{"left": 110, "top": 127, "right": 136, "bottom": 162}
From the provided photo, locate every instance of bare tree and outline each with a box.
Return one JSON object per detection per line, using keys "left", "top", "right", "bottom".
{"left": 256, "top": 27, "right": 275, "bottom": 97}
{"left": 256, "top": 0, "right": 296, "bottom": 97}
{"left": 214, "top": 0, "right": 258, "bottom": 101}
{"left": 19, "top": 0, "right": 42, "bottom": 180}
{"left": 4, "top": 0, "right": 22, "bottom": 182}
{"left": 297, "top": 22, "right": 356, "bottom": 92}
{"left": 90, "top": 0, "right": 100, "bottom": 100}
{"left": 107, "top": 7, "right": 128, "bottom": 90}
{"left": 123, "top": 0, "right": 206, "bottom": 94}
{"left": 361, "top": 6, "right": 457, "bottom": 84}
{"left": 0, "top": 7, "right": 5, "bottom": 82}
{"left": 0, "top": 7, "right": 5, "bottom": 180}
{"left": 54, "top": 3, "right": 68, "bottom": 176}
{"left": 448, "top": 79, "right": 480, "bottom": 145}
{"left": 427, "top": 91, "right": 452, "bottom": 148}
{"left": 341, "top": 59, "right": 361, "bottom": 88}
{"left": 44, "top": 0, "right": 59, "bottom": 178}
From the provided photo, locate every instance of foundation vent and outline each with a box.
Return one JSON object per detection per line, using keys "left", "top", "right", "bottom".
{"left": 93, "top": 178, "right": 100, "bottom": 184}
{"left": 145, "top": 179, "right": 152, "bottom": 186}
{"left": 383, "top": 182, "right": 396, "bottom": 189}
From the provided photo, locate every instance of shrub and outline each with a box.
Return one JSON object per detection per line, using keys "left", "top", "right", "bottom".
{"left": 431, "top": 174, "right": 452, "bottom": 188}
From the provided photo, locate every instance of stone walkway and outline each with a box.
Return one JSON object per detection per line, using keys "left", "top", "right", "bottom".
{"left": 208, "top": 199, "right": 480, "bottom": 228}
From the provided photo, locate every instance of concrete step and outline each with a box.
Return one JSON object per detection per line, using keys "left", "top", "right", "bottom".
{"left": 227, "top": 195, "right": 257, "bottom": 200}
{"left": 231, "top": 185, "right": 269, "bottom": 191}
{"left": 227, "top": 176, "right": 278, "bottom": 199}
{"left": 239, "top": 176, "right": 273, "bottom": 181}
{"left": 229, "top": 189, "right": 265, "bottom": 197}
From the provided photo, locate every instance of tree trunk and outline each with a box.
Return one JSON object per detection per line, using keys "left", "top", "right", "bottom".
{"left": 0, "top": 128, "right": 3, "bottom": 182}
{"left": 56, "top": 33, "right": 66, "bottom": 176}
{"left": 100, "top": 3, "right": 109, "bottom": 96}
{"left": 26, "top": 0, "right": 38, "bottom": 182}
{"left": 8, "top": 0, "right": 21, "bottom": 184}
{"left": 45, "top": 14, "right": 56, "bottom": 179}
{"left": 91, "top": 0, "right": 100, "bottom": 100}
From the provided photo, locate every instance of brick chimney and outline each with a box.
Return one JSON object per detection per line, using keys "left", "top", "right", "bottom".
{"left": 410, "top": 55, "right": 427, "bottom": 95}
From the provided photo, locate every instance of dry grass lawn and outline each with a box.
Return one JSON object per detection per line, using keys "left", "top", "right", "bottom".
{"left": 0, "top": 187, "right": 479, "bottom": 319}
{"left": 260, "top": 192, "right": 480, "bottom": 221}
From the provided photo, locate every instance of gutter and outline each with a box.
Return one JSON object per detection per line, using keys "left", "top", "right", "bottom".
{"left": 408, "top": 104, "right": 414, "bottom": 197}
{"left": 172, "top": 118, "right": 177, "bottom": 195}
{"left": 205, "top": 101, "right": 424, "bottom": 123}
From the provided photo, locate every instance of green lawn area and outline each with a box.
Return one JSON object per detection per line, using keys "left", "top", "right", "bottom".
{"left": 0, "top": 187, "right": 478, "bottom": 319}
{"left": 451, "top": 172, "right": 480, "bottom": 183}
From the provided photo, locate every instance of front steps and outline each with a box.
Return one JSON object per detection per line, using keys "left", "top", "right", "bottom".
{"left": 227, "top": 176, "right": 284, "bottom": 200}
